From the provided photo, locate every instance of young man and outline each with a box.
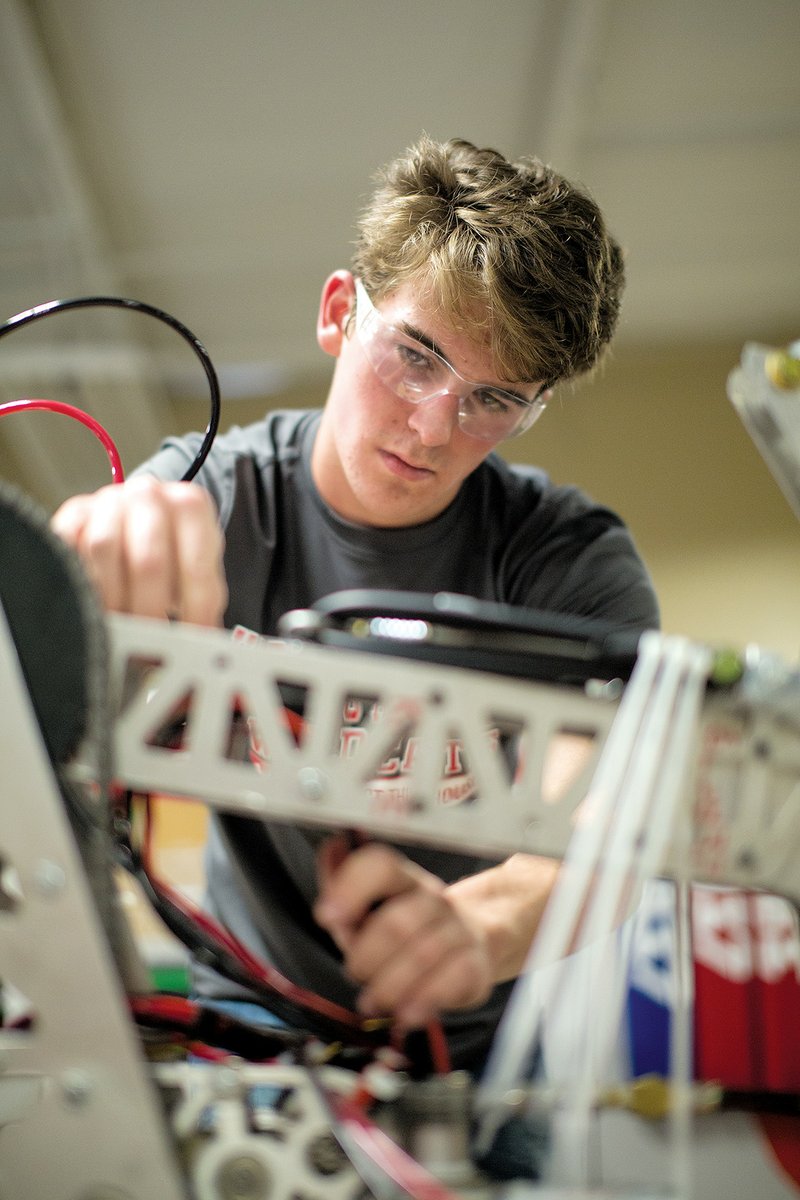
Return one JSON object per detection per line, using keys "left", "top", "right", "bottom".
{"left": 52, "top": 136, "right": 659, "bottom": 1072}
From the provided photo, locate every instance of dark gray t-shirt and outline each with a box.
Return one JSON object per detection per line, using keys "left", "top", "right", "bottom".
{"left": 141, "top": 408, "right": 659, "bottom": 1069}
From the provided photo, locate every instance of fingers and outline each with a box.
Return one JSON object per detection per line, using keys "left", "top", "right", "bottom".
{"left": 51, "top": 477, "right": 227, "bottom": 625}
{"left": 353, "top": 891, "right": 493, "bottom": 1029}
{"left": 314, "top": 840, "right": 493, "bottom": 1028}
{"left": 162, "top": 482, "right": 228, "bottom": 624}
{"left": 314, "top": 840, "right": 426, "bottom": 954}
{"left": 316, "top": 830, "right": 355, "bottom": 895}
{"left": 119, "top": 479, "right": 180, "bottom": 619}
{"left": 52, "top": 488, "right": 128, "bottom": 612}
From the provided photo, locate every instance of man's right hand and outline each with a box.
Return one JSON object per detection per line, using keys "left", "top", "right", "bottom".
{"left": 51, "top": 476, "right": 228, "bottom": 626}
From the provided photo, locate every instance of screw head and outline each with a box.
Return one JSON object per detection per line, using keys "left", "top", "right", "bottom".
{"left": 61, "top": 1068, "right": 92, "bottom": 1106}
{"left": 216, "top": 1153, "right": 270, "bottom": 1200}
{"left": 297, "top": 767, "right": 326, "bottom": 801}
{"left": 34, "top": 859, "right": 66, "bottom": 896}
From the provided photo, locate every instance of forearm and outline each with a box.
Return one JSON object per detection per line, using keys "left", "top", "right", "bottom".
{"left": 446, "top": 853, "right": 560, "bottom": 984}
{"left": 315, "top": 839, "right": 561, "bottom": 1026}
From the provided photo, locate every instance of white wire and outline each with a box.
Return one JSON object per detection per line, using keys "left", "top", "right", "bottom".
{"left": 475, "top": 633, "right": 712, "bottom": 1189}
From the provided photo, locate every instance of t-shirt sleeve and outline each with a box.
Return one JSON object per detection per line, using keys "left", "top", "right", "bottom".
{"left": 540, "top": 522, "right": 660, "bottom": 630}
{"left": 495, "top": 469, "right": 660, "bottom": 632}
{"left": 131, "top": 432, "right": 237, "bottom": 526}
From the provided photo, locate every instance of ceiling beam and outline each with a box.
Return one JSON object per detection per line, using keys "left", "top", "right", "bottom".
{"left": 0, "top": 0, "right": 170, "bottom": 505}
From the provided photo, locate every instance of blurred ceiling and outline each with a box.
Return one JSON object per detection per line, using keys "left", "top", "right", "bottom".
{"left": 1, "top": 0, "right": 799, "bottom": 509}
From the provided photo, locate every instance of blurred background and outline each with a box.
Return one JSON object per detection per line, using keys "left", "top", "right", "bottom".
{"left": 1, "top": 0, "right": 799, "bottom": 655}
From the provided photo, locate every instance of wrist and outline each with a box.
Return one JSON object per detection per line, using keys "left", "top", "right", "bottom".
{"left": 447, "top": 854, "right": 560, "bottom": 983}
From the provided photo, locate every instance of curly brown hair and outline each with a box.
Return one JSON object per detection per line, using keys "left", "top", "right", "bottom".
{"left": 352, "top": 135, "right": 625, "bottom": 388}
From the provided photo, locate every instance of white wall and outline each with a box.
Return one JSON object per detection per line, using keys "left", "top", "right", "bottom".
{"left": 514, "top": 334, "right": 800, "bottom": 660}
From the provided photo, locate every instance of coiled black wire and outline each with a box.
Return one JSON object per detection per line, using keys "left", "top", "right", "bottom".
{"left": 0, "top": 295, "right": 221, "bottom": 481}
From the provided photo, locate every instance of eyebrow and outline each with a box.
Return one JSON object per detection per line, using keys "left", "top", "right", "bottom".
{"left": 397, "top": 319, "right": 449, "bottom": 361}
{"left": 396, "top": 318, "right": 533, "bottom": 406}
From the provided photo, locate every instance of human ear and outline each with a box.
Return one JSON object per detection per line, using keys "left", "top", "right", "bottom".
{"left": 316, "top": 270, "right": 356, "bottom": 357}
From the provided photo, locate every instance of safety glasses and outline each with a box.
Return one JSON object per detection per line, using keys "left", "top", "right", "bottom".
{"left": 354, "top": 279, "right": 547, "bottom": 441}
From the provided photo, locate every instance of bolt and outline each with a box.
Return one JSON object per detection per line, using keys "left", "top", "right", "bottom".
{"left": 34, "top": 859, "right": 66, "bottom": 896}
{"left": 765, "top": 349, "right": 800, "bottom": 391}
{"left": 586, "top": 676, "right": 623, "bottom": 701}
{"left": 216, "top": 1153, "right": 270, "bottom": 1200}
{"left": 306, "top": 1130, "right": 348, "bottom": 1176}
{"left": 501, "top": 1087, "right": 529, "bottom": 1114}
{"left": 213, "top": 1067, "right": 242, "bottom": 1098}
{"left": 61, "top": 1068, "right": 93, "bottom": 1106}
{"left": 297, "top": 767, "right": 326, "bottom": 802}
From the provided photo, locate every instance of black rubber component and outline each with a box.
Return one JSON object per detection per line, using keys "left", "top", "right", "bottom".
{"left": 0, "top": 480, "right": 106, "bottom": 764}
{"left": 279, "top": 588, "right": 643, "bottom": 687}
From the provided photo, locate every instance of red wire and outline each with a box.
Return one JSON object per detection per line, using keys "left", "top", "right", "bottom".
{"left": 132, "top": 993, "right": 200, "bottom": 1027}
{"left": 186, "top": 1041, "right": 232, "bottom": 1062}
{"left": 130, "top": 993, "right": 285, "bottom": 1064}
{"left": 136, "top": 779, "right": 453, "bottom": 1071}
{"left": 0, "top": 398, "right": 125, "bottom": 483}
{"left": 138, "top": 795, "right": 375, "bottom": 1032}
{"left": 425, "top": 1019, "right": 452, "bottom": 1075}
{"left": 330, "top": 1091, "right": 463, "bottom": 1200}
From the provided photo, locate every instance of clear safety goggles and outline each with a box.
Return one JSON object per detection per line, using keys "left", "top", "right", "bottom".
{"left": 354, "top": 279, "right": 547, "bottom": 442}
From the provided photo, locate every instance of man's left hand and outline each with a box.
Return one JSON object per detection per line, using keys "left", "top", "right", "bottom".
{"left": 314, "top": 833, "right": 494, "bottom": 1030}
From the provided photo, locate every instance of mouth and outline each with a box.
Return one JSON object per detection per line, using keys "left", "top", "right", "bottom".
{"left": 379, "top": 449, "right": 436, "bottom": 481}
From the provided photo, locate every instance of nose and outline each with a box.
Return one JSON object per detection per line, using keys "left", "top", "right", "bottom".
{"left": 406, "top": 391, "right": 459, "bottom": 446}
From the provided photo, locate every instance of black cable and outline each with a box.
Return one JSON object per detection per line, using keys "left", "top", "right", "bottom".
{"left": 0, "top": 296, "right": 221, "bottom": 482}
{"left": 132, "top": 994, "right": 306, "bottom": 1059}
{"left": 126, "top": 853, "right": 387, "bottom": 1051}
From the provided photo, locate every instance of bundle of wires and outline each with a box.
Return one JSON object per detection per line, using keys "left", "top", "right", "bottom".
{"left": 121, "top": 787, "right": 452, "bottom": 1076}
{"left": 125, "top": 789, "right": 392, "bottom": 1052}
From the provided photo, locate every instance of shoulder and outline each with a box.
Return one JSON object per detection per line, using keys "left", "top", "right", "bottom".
{"left": 143, "top": 409, "right": 317, "bottom": 473}
{"left": 476, "top": 454, "right": 659, "bottom": 631}
{"left": 138, "top": 410, "right": 319, "bottom": 524}
{"left": 211, "top": 409, "right": 317, "bottom": 467}
{"left": 477, "top": 452, "right": 620, "bottom": 533}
